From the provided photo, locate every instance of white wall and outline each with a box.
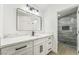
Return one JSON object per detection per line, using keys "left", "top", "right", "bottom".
{"left": 43, "top": 6, "right": 58, "bottom": 53}
{"left": 3, "top": 4, "right": 30, "bottom": 36}
{"left": 0, "top": 5, "right": 2, "bottom": 45}
{"left": 0, "top": 5, "right": 4, "bottom": 39}
{"left": 2, "top": 4, "right": 43, "bottom": 36}
{"left": 43, "top": 4, "right": 77, "bottom": 53}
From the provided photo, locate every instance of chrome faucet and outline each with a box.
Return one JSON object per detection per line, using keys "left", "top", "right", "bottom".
{"left": 32, "top": 31, "right": 35, "bottom": 36}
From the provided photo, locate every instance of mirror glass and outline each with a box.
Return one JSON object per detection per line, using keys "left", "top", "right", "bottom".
{"left": 16, "top": 8, "right": 42, "bottom": 31}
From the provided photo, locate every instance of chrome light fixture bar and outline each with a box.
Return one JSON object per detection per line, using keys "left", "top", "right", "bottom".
{"left": 26, "top": 4, "right": 39, "bottom": 12}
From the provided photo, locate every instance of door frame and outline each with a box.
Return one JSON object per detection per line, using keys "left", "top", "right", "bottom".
{"left": 77, "top": 5, "right": 79, "bottom": 54}
{"left": 57, "top": 5, "right": 78, "bottom": 54}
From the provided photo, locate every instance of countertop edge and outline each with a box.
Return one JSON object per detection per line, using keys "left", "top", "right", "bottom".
{"left": 0, "top": 34, "right": 53, "bottom": 49}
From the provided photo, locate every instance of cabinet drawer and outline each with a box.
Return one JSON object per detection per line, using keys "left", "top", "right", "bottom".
{"left": 47, "top": 39, "right": 53, "bottom": 45}
{"left": 34, "top": 38, "right": 47, "bottom": 45}
{"left": 1, "top": 41, "right": 33, "bottom": 55}
{"left": 14, "top": 41, "right": 33, "bottom": 49}
{"left": 46, "top": 36, "right": 53, "bottom": 47}
{"left": 1, "top": 46, "right": 15, "bottom": 55}
{"left": 45, "top": 40, "right": 53, "bottom": 54}
{"left": 47, "top": 36, "right": 53, "bottom": 41}
{"left": 14, "top": 41, "right": 33, "bottom": 55}
{"left": 22, "top": 51, "right": 33, "bottom": 55}
{"left": 45, "top": 36, "right": 53, "bottom": 54}
{"left": 14, "top": 47, "right": 33, "bottom": 55}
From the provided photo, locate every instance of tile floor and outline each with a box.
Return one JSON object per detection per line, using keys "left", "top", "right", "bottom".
{"left": 48, "top": 42, "right": 77, "bottom": 55}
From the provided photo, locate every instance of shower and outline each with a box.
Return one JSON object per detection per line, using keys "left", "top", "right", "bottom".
{"left": 58, "top": 6, "right": 78, "bottom": 54}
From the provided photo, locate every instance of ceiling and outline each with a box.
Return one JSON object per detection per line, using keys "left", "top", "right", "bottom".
{"left": 30, "top": 4, "right": 51, "bottom": 13}
{"left": 58, "top": 6, "right": 78, "bottom": 18}
{"left": 29, "top": 4, "right": 78, "bottom": 15}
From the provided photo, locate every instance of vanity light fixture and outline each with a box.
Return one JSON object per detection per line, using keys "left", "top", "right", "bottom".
{"left": 26, "top": 4, "right": 39, "bottom": 12}
{"left": 26, "top": 4, "right": 39, "bottom": 16}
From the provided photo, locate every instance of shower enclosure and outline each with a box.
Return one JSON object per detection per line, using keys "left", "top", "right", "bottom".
{"left": 58, "top": 6, "right": 78, "bottom": 54}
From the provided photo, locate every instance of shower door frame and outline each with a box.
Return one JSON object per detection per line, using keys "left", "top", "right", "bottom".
{"left": 57, "top": 6, "right": 78, "bottom": 55}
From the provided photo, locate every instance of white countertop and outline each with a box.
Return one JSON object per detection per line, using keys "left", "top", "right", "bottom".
{"left": 0, "top": 34, "right": 53, "bottom": 47}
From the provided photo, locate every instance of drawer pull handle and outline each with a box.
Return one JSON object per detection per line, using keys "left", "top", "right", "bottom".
{"left": 16, "top": 45, "right": 27, "bottom": 50}
{"left": 48, "top": 48, "right": 51, "bottom": 51}
{"left": 40, "top": 45, "right": 43, "bottom": 53}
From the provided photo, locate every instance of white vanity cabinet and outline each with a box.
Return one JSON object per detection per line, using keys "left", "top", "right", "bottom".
{"left": 14, "top": 41, "right": 33, "bottom": 55}
{"left": 1, "top": 41, "right": 33, "bottom": 55}
{"left": 1, "top": 35, "right": 53, "bottom": 55}
{"left": 1, "top": 46, "right": 15, "bottom": 55}
{"left": 34, "top": 38, "right": 46, "bottom": 55}
{"left": 45, "top": 36, "right": 53, "bottom": 54}
{"left": 34, "top": 36, "right": 53, "bottom": 55}
{"left": 34, "top": 42, "right": 46, "bottom": 55}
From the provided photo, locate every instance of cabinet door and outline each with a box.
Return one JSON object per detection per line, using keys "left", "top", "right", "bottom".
{"left": 45, "top": 36, "right": 53, "bottom": 54}
{"left": 14, "top": 47, "right": 33, "bottom": 55}
{"left": 45, "top": 39, "right": 53, "bottom": 54}
{"left": 14, "top": 41, "right": 33, "bottom": 55}
{"left": 34, "top": 42, "right": 46, "bottom": 55}
{"left": 1, "top": 46, "right": 15, "bottom": 55}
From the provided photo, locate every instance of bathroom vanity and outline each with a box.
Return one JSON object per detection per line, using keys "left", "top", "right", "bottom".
{"left": 0, "top": 34, "right": 53, "bottom": 55}
{"left": 0, "top": 5, "right": 54, "bottom": 55}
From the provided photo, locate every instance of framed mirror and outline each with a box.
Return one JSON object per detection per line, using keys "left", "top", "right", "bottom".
{"left": 16, "top": 8, "right": 42, "bottom": 31}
